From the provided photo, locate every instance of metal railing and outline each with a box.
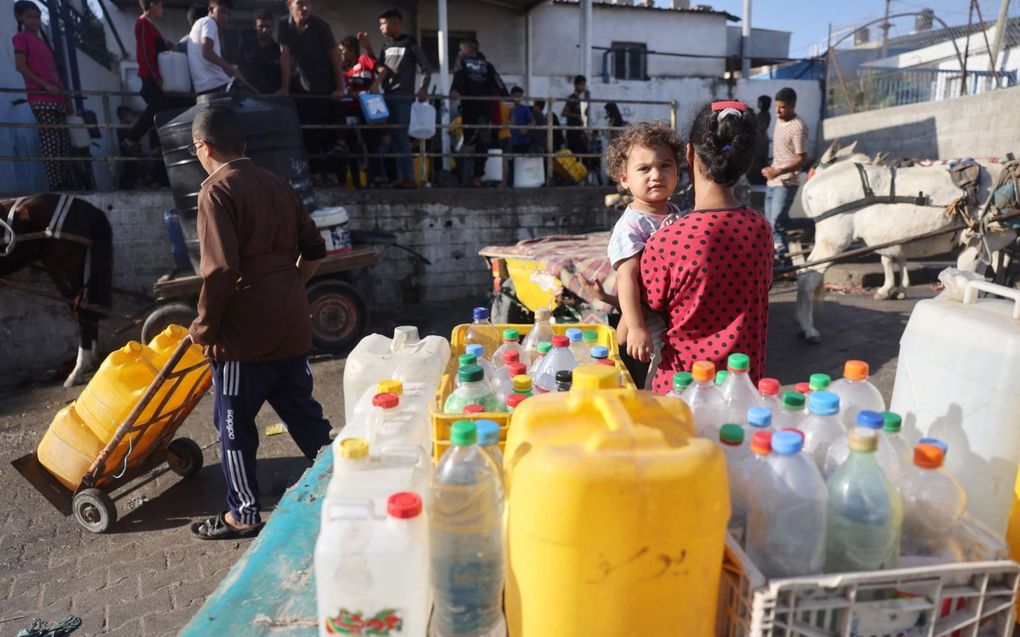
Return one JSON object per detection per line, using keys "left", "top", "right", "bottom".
{"left": 0, "top": 87, "right": 679, "bottom": 191}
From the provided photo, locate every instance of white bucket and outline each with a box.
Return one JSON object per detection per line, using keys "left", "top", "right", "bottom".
{"left": 514, "top": 156, "right": 544, "bottom": 188}
{"left": 311, "top": 206, "right": 351, "bottom": 255}
{"left": 483, "top": 149, "right": 503, "bottom": 183}
{"left": 65, "top": 115, "right": 91, "bottom": 149}
{"left": 158, "top": 52, "right": 192, "bottom": 93}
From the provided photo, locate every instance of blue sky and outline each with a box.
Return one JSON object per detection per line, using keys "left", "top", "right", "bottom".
{"left": 654, "top": 0, "right": 1012, "bottom": 58}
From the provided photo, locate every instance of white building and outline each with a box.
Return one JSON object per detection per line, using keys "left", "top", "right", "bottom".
{"left": 1, "top": 0, "right": 820, "bottom": 192}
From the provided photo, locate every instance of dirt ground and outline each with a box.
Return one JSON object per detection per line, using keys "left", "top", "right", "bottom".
{"left": 0, "top": 282, "right": 936, "bottom": 636}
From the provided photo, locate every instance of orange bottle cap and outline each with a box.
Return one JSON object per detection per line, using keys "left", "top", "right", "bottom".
{"left": 914, "top": 443, "right": 944, "bottom": 469}
{"left": 844, "top": 360, "right": 870, "bottom": 381}
{"left": 691, "top": 361, "right": 716, "bottom": 383}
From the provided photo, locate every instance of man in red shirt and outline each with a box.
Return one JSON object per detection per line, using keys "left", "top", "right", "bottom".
{"left": 124, "top": 0, "right": 173, "bottom": 149}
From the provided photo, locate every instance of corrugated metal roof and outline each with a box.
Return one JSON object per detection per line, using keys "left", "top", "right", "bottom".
{"left": 551, "top": 0, "right": 737, "bottom": 21}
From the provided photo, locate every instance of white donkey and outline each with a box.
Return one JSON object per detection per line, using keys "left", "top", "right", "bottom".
{"left": 794, "top": 148, "right": 1013, "bottom": 344}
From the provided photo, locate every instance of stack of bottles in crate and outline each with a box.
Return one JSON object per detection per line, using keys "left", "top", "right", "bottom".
{"left": 666, "top": 354, "right": 1008, "bottom": 580}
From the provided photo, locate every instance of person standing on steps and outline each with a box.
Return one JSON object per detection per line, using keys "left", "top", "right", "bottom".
{"left": 186, "top": 104, "right": 332, "bottom": 540}
{"left": 762, "top": 87, "right": 807, "bottom": 259}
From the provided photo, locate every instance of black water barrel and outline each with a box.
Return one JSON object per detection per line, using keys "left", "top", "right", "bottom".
{"left": 155, "top": 91, "right": 314, "bottom": 272}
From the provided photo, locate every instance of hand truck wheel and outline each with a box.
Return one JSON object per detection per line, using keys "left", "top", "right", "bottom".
{"left": 166, "top": 438, "right": 204, "bottom": 478}
{"left": 72, "top": 488, "right": 117, "bottom": 534}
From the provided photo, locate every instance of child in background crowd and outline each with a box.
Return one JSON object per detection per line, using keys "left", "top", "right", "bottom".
{"left": 603, "top": 122, "right": 684, "bottom": 387}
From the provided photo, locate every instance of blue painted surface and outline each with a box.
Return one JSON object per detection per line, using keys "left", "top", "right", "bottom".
{"left": 179, "top": 447, "right": 332, "bottom": 636}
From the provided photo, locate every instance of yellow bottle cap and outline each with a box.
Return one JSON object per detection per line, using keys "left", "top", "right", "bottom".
{"left": 339, "top": 438, "right": 369, "bottom": 459}
{"left": 848, "top": 428, "right": 878, "bottom": 453}
{"left": 571, "top": 365, "right": 618, "bottom": 390}
{"left": 512, "top": 375, "right": 532, "bottom": 392}
{"left": 377, "top": 379, "right": 404, "bottom": 396}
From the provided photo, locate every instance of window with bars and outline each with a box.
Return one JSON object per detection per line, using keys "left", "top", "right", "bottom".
{"left": 611, "top": 42, "right": 648, "bottom": 81}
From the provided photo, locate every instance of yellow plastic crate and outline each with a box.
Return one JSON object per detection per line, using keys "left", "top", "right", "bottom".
{"left": 429, "top": 323, "right": 636, "bottom": 462}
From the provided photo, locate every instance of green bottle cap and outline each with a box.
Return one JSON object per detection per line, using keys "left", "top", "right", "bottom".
{"left": 458, "top": 353, "right": 477, "bottom": 368}
{"left": 781, "top": 391, "right": 805, "bottom": 409}
{"left": 882, "top": 411, "right": 902, "bottom": 433}
{"left": 719, "top": 424, "right": 745, "bottom": 444}
{"left": 727, "top": 353, "right": 750, "bottom": 372}
{"left": 582, "top": 330, "right": 598, "bottom": 343}
{"left": 537, "top": 342, "right": 553, "bottom": 354}
{"left": 672, "top": 371, "right": 693, "bottom": 392}
{"left": 715, "top": 370, "right": 729, "bottom": 385}
{"left": 809, "top": 373, "right": 831, "bottom": 391}
{"left": 503, "top": 328, "right": 520, "bottom": 341}
{"left": 458, "top": 364, "right": 484, "bottom": 383}
{"left": 450, "top": 420, "right": 477, "bottom": 446}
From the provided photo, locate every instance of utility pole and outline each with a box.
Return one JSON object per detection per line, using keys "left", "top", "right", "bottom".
{"left": 988, "top": 0, "right": 1011, "bottom": 87}
{"left": 742, "top": 0, "right": 752, "bottom": 79}
{"left": 880, "top": 0, "right": 892, "bottom": 60}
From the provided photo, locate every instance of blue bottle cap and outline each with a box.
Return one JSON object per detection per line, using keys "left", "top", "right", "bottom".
{"left": 473, "top": 307, "right": 489, "bottom": 321}
{"left": 919, "top": 437, "right": 949, "bottom": 457}
{"left": 475, "top": 420, "right": 500, "bottom": 446}
{"left": 590, "top": 345, "right": 609, "bottom": 359}
{"left": 856, "top": 410, "right": 885, "bottom": 430}
{"left": 566, "top": 328, "right": 582, "bottom": 342}
{"left": 747, "top": 406, "right": 772, "bottom": 428}
{"left": 466, "top": 344, "right": 484, "bottom": 358}
{"left": 771, "top": 431, "right": 804, "bottom": 455}
{"left": 808, "top": 391, "right": 840, "bottom": 416}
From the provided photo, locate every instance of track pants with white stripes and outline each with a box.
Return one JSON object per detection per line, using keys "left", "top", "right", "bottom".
{"left": 211, "top": 355, "right": 332, "bottom": 526}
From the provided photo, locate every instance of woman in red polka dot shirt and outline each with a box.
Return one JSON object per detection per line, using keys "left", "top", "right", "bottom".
{"left": 640, "top": 101, "right": 773, "bottom": 394}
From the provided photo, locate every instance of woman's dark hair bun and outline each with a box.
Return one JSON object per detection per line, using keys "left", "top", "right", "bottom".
{"left": 688, "top": 103, "right": 760, "bottom": 187}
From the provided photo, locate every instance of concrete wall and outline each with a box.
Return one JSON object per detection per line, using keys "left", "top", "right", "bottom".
{"left": 821, "top": 84, "right": 1020, "bottom": 159}
{"left": 0, "top": 186, "right": 616, "bottom": 381}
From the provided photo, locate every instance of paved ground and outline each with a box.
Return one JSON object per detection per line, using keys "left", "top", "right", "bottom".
{"left": 0, "top": 279, "right": 939, "bottom": 636}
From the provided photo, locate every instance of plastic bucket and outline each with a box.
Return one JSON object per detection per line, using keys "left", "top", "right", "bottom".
{"left": 311, "top": 206, "right": 351, "bottom": 255}
{"left": 514, "top": 157, "right": 544, "bottom": 188}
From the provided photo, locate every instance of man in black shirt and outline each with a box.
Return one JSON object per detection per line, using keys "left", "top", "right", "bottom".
{"left": 450, "top": 37, "right": 507, "bottom": 186}
{"left": 239, "top": 10, "right": 280, "bottom": 95}
{"left": 278, "top": 0, "right": 345, "bottom": 185}
{"left": 371, "top": 8, "right": 431, "bottom": 188}
{"left": 562, "top": 74, "right": 590, "bottom": 158}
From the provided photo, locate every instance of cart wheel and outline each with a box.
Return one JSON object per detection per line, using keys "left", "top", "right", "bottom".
{"left": 166, "top": 438, "right": 204, "bottom": 478}
{"left": 141, "top": 303, "right": 198, "bottom": 343}
{"left": 72, "top": 488, "right": 117, "bottom": 534}
{"left": 307, "top": 279, "right": 368, "bottom": 353}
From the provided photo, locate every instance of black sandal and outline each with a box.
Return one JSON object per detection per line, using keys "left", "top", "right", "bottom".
{"left": 190, "top": 512, "right": 263, "bottom": 540}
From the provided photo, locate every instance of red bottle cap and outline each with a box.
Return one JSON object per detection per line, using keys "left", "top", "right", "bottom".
{"left": 463, "top": 404, "right": 485, "bottom": 414}
{"left": 503, "top": 350, "right": 520, "bottom": 365}
{"left": 387, "top": 492, "right": 422, "bottom": 519}
{"left": 508, "top": 363, "right": 528, "bottom": 377}
{"left": 758, "top": 378, "right": 780, "bottom": 396}
{"left": 794, "top": 382, "right": 811, "bottom": 395}
{"left": 372, "top": 392, "right": 399, "bottom": 409}
{"left": 551, "top": 335, "right": 569, "bottom": 348}
{"left": 507, "top": 393, "right": 528, "bottom": 408}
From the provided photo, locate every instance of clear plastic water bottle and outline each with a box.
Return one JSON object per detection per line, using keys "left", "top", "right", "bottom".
{"left": 582, "top": 330, "right": 599, "bottom": 360}
{"left": 746, "top": 406, "right": 773, "bottom": 433}
{"left": 495, "top": 363, "right": 527, "bottom": 404}
{"left": 828, "top": 360, "right": 885, "bottom": 427}
{"left": 555, "top": 370, "right": 573, "bottom": 392}
{"left": 566, "top": 328, "right": 589, "bottom": 365}
{"left": 465, "top": 307, "right": 499, "bottom": 359}
{"left": 492, "top": 328, "right": 529, "bottom": 370}
{"left": 824, "top": 411, "right": 901, "bottom": 480}
{"left": 746, "top": 431, "right": 827, "bottom": 578}
{"left": 456, "top": 353, "right": 496, "bottom": 393}
{"left": 682, "top": 361, "right": 727, "bottom": 437}
{"left": 720, "top": 354, "right": 762, "bottom": 424}
{"left": 534, "top": 335, "right": 577, "bottom": 393}
{"left": 757, "top": 378, "right": 782, "bottom": 414}
{"left": 528, "top": 342, "right": 552, "bottom": 375}
{"left": 809, "top": 373, "right": 832, "bottom": 393}
{"left": 824, "top": 428, "right": 903, "bottom": 573}
{"left": 521, "top": 307, "right": 554, "bottom": 363}
{"left": 715, "top": 370, "right": 729, "bottom": 386}
{"left": 465, "top": 345, "right": 497, "bottom": 389}
{"left": 773, "top": 391, "right": 806, "bottom": 430}
{"left": 491, "top": 351, "right": 521, "bottom": 393}
{"left": 879, "top": 411, "right": 912, "bottom": 467}
{"left": 429, "top": 421, "right": 505, "bottom": 637}
{"left": 719, "top": 424, "right": 754, "bottom": 541}
{"left": 668, "top": 371, "right": 693, "bottom": 399}
{"left": 798, "top": 391, "right": 846, "bottom": 472}
{"left": 590, "top": 345, "right": 609, "bottom": 364}
{"left": 475, "top": 420, "right": 504, "bottom": 474}
{"left": 896, "top": 443, "right": 966, "bottom": 560}
{"left": 444, "top": 365, "right": 503, "bottom": 414}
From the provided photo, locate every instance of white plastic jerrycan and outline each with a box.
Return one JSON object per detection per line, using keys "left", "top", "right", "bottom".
{"left": 315, "top": 492, "right": 430, "bottom": 637}
{"left": 326, "top": 438, "right": 432, "bottom": 508}
{"left": 343, "top": 379, "right": 432, "bottom": 444}
{"left": 891, "top": 279, "right": 1020, "bottom": 535}
{"left": 343, "top": 326, "right": 451, "bottom": 423}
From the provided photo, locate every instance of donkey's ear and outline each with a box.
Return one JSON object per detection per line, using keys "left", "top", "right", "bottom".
{"left": 820, "top": 140, "right": 840, "bottom": 165}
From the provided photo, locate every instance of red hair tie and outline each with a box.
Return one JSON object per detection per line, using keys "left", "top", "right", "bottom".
{"left": 711, "top": 100, "right": 747, "bottom": 112}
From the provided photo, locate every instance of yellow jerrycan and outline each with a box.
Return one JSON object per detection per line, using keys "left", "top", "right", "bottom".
{"left": 37, "top": 405, "right": 107, "bottom": 491}
{"left": 75, "top": 341, "right": 161, "bottom": 464}
{"left": 504, "top": 365, "right": 730, "bottom": 637}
